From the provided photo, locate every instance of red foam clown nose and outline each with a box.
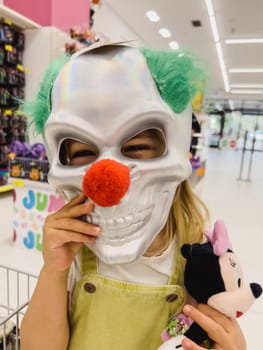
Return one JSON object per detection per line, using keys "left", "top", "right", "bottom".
{"left": 82, "top": 159, "right": 130, "bottom": 207}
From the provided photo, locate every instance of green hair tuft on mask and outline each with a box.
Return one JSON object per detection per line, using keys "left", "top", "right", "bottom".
{"left": 25, "top": 46, "right": 205, "bottom": 136}
{"left": 23, "top": 54, "right": 70, "bottom": 135}
{"left": 139, "top": 47, "right": 206, "bottom": 114}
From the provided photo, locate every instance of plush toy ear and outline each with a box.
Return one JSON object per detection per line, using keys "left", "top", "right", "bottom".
{"left": 181, "top": 242, "right": 213, "bottom": 259}
{"left": 205, "top": 220, "right": 232, "bottom": 256}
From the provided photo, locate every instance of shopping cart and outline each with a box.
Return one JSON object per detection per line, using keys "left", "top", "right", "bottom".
{"left": 0, "top": 265, "right": 38, "bottom": 350}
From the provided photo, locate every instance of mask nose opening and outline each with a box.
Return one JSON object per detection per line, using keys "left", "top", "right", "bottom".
{"left": 82, "top": 159, "right": 130, "bottom": 207}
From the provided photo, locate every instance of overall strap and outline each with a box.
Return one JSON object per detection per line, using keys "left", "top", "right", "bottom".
{"left": 80, "top": 245, "right": 98, "bottom": 275}
{"left": 168, "top": 245, "right": 184, "bottom": 286}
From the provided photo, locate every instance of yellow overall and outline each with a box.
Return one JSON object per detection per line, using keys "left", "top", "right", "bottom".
{"left": 68, "top": 245, "right": 186, "bottom": 350}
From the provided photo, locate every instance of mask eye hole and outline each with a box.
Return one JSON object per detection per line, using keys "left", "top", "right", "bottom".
{"left": 59, "top": 139, "right": 99, "bottom": 166}
{"left": 121, "top": 128, "right": 166, "bottom": 160}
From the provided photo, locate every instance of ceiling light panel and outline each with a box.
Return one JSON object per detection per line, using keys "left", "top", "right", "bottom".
{"left": 231, "top": 89, "right": 262, "bottom": 94}
{"left": 204, "top": 0, "right": 229, "bottom": 93}
{"left": 169, "top": 41, "right": 179, "bottom": 50}
{"left": 231, "top": 83, "right": 263, "bottom": 88}
{"left": 229, "top": 68, "right": 263, "bottom": 73}
{"left": 225, "top": 38, "right": 263, "bottom": 44}
{"left": 216, "top": 43, "right": 230, "bottom": 92}
{"left": 205, "top": 0, "right": 214, "bottom": 16}
{"left": 159, "top": 28, "right": 171, "bottom": 38}
{"left": 145, "top": 10, "right": 160, "bottom": 22}
{"left": 209, "top": 15, "right": 219, "bottom": 42}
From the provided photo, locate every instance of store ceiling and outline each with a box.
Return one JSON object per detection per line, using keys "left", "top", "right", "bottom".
{"left": 0, "top": 4, "right": 40, "bottom": 29}
{"left": 104, "top": 0, "right": 263, "bottom": 113}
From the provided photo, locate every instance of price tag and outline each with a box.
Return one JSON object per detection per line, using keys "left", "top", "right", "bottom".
{"left": 5, "top": 109, "right": 13, "bottom": 116}
{"left": 5, "top": 45, "right": 13, "bottom": 51}
{"left": 17, "top": 64, "right": 24, "bottom": 71}
{"left": 4, "top": 18, "right": 12, "bottom": 26}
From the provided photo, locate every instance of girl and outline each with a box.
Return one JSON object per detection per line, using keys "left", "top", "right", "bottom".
{"left": 20, "top": 43, "right": 246, "bottom": 350}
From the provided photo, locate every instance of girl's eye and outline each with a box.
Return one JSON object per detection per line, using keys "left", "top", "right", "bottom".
{"left": 70, "top": 149, "right": 97, "bottom": 165}
{"left": 123, "top": 144, "right": 152, "bottom": 153}
{"left": 121, "top": 144, "right": 153, "bottom": 159}
{"left": 121, "top": 129, "right": 166, "bottom": 160}
{"left": 71, "top": 150, "right": 96, "bottom": 159}
{"left": 59, "top": 139, "right": 99, "bottom": 166}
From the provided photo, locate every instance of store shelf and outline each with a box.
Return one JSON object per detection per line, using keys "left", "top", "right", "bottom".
{"left": 0, "top": 183, "right": 13, "bottom": 192}
{"left": 0, "top": 4, "right": 40, "bottom": 29}
{"left": 0, "top": 178, "right": 50, "bottom": 193}
{"left": 190, "top": 159, "right": 206, "bottom": 186}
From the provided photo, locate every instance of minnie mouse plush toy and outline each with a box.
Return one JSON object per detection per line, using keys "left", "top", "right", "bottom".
{"left": 159, "top": 220, "right": 262, "bottom": 349}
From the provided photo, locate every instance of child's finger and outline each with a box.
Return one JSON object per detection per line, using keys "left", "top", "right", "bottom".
{"left": 52, "top": 229, "right": 98, "bottom": 245}
{"left": 48, "top": 217, "right": 101, "bottom": 237}
{"left": 63, "top": 201, "right": 94, "bottom": 218}
{"left": 62, "top": 192, "right": 86, "bottom": 208}
{"left": 196, "top": 304, "right": 233, "bottom": 329}
{"left": 54, "top": 198, "right": 94, "bottom": 219}
{"left": 44, "top": 212, "right": 101, "bottom": 238}
{"left": 183, "top": 304, "right": 226, "bottom": 343}
{"left": 183, "top": 304, "right": 246, "bottom": 350}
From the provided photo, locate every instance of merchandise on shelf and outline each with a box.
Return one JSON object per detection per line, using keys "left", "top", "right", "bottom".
{"left": 0, "top": 167, "right": 8, "bottom": 185}
{"left": 0, "top": 17, "right": 27, "bottom": 168}
{"left": 8, "top": 141, "right": 49, "bottom": 183}
{"left": 189, "top": 113, "right": 206, "bottom": 185}
{"left": 9, "top": 157, "right": 49, "bottom": 182}
{"left": 65, "top": 28, "right": 96, "bottom": 54}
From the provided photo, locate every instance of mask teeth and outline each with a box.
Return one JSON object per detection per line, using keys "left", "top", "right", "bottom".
{"left": 84, "top": 206, "right": 153, "bottom": 235}
{"left": 99, "top": 221, "right": 144, "bottom": 245}
{"left": 90, "top": 215, "right": 101, "bottom": 225}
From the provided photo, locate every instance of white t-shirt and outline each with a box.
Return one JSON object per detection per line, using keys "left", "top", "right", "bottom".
{"left": 67, "top": 238, "right": 176, "bottom": 304}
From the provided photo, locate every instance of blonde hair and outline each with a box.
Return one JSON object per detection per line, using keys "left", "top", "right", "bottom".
{"left": 151, "top": 179, "right": 209, "bottom": 256}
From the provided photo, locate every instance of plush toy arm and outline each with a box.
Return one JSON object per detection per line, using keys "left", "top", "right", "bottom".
{"left": 157, "top": 324, "right": 212, "bottom": 350}
{"left": 184, "top": 321, "right": 208, "bottom": 345}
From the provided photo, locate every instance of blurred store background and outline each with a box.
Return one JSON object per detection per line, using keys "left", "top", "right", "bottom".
{"left": 0, "top": 1, "right": 262, "bottom": 349}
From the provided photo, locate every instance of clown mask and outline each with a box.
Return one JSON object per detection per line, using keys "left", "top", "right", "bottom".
{"left": 41, "top": 44, "right": 201, "bottom": 264}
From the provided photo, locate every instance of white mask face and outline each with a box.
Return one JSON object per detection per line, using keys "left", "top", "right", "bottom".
{"left": 44, "top": 46, "right": 192, "bottom": 264}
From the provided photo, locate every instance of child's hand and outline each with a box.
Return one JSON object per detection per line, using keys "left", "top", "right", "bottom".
{"left": 181, "top": 304, "right": 246, "bottom": 350}
{"left": 42, "top": 193, "right": 101, "bottom": 272}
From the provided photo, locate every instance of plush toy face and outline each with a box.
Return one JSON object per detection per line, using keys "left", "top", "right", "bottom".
{"left": 208, "top": 250, "right": 260, "bottom": 318}
{"left": 158, "top": 221, "right": 262, "bottom": 349}
{"left": 44, "top": 45, "right": 192, "bottom": 264}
